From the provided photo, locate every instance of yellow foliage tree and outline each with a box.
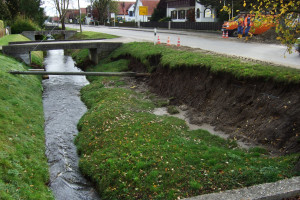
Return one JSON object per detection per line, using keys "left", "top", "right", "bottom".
{"left": 224, "top": 0, "right": 300, "bottom": 53}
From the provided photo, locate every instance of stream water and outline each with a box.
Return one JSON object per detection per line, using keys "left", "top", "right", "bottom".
{"left": 42, "top": 50, "right": 100, "bottom": 200}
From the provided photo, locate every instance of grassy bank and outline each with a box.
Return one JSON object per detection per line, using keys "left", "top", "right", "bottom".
{"left": 0, "top": 34, "right": 53, "bottom": 199}
{"left": 0, "top": 54, "right": 53, "bottom": 199}
{"left": 65, "top": 31, "right": 118, "bottom": 66}
{"left": 111, "top": 42, "right": 300, "bottom": 84}
{"left": 75, "top": 56, "right": 299, "bottom": 199}
{"left": 0, "top": 34, "right": 44, "bottom": 67}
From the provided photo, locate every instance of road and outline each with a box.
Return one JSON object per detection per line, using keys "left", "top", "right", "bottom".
{"left": 67, "top": 24, "right": 300, "bottom": 69}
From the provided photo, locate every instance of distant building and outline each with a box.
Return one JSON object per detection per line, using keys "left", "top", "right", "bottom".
{"left": 166, "top": 0, "right": 217, "bottom": 22}
{"left": 64, "top": 8, "right": 87, "bottom": 24}
{"left": 116, "top": 2, "right": 136, "bottom": 22}
{"left": 115, "top": 0, "right": 159, "bottom": 22}
{"left": 134, "top": 0, "right": 160, "bottom": 22}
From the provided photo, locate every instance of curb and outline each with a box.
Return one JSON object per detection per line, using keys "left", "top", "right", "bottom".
{"left": 183, "top": 176, "right": 300, "bottom": 200}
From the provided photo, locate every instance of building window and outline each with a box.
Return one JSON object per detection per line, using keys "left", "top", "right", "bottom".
{"left": 129, "top": 11, "right": 133, "bottom": 17}
{"left": 204, "top": 8, "right": 211, "bottom": 18}
{"left": 178, "top": 10, "right": 186, "bottom": 19}
{"left": 171, "top": 10, "right": 177, "bottom": 19}
{"left": 196, "top": 8, "right": 200, "bottom": 18}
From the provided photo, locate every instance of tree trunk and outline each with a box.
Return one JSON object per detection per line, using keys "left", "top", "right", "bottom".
{"left": 61, "top": 19, "right": 65, "bottom": 30}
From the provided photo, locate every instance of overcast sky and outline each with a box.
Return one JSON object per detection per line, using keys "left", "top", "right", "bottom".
{"left": 42, "top": 0, "right": 91, "bottom": 16}
{"left": 42, "top": 0, "right": 135, "bottom": 16}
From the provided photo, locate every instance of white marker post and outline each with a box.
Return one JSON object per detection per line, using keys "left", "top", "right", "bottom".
{"left": 154, "top": 28, "right": 157, "bottom": 45}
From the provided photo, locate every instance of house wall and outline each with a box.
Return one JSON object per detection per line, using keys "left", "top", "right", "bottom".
{"left": 134, "top": 1, "right": 151, "bottom": 22}
{"left": 195, "top": 2, "right": 217, "bottom": 22}
{"left": 167, "top": 0, "right": 218, "bottom": 22}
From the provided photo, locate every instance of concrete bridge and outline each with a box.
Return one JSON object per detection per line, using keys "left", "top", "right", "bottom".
{"left": 22, "top": 30, "right": 77, "bottom": 41}
{"left": 2, "top": 39, "right": 123, "bottom": 64}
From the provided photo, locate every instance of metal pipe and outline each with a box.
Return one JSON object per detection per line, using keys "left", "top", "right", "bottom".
{"left": 9, "top": 71, "right": 150, "bottom": 77}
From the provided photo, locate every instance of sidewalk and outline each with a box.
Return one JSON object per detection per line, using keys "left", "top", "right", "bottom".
{"left": 89, "top": 24, "right": 222, "bottom": 38}
{"left": 184, "top": 176, "right": 300, "bottom": 200}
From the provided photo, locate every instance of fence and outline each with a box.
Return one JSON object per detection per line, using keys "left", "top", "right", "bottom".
{"left": 105, "top": 22, "right": 137, "bottom": 27}
{"left": 104, "top": 21, "right": 223, "bottom": 31}
{"left": 169, "top": 22, "right": 223, "bottom": 31}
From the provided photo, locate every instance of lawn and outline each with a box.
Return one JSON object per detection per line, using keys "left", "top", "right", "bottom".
{"left": 69, "top": 31, "right": 119, "bottom": 40}
{"left": 75, "top": 57, "right": 299, "bottom": 200}
{"left": 0, "top": 34, "right": 44, "bottom": 67}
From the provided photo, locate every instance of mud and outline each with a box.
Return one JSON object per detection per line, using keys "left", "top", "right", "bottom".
{"left": 126, "top": 57, "right": 300, "bottom": 155}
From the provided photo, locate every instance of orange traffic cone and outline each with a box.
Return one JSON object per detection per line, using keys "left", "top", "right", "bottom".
{"left": 225, "top": 31, "right": 229, "bottom": 38}
{"left": 157, "top": 36, "right": 161, "bottom": 44}
{"left": 177, "top": 37, "right": 181, "bottom": 47}
{"left": 222, "top": 31, "right": 225, "bottom": 38}
{"left": 167, "top": 37, "right": 170, "bottom": 46}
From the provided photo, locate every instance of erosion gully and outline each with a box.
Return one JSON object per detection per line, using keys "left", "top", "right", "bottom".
{"left": 42, "top": 50, "right": 100, "bottom": 200}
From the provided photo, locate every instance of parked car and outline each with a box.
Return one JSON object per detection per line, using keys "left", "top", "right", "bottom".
{"left": 222, "top": 14, "right": 275, "bottom": 37}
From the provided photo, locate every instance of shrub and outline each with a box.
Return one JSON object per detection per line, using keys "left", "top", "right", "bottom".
{"left": 0, "top": 20, "right": 4, "bottom": 29}
{"left": 11, "top": 15, "right": 40, "bottom": 34}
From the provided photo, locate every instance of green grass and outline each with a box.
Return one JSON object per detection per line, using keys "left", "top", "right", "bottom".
{"left": 111, "top": 42, "right": 300, "bottom": 84}
{"left": 67, "top": 31, "right": 118, "bottom": 66}
{"left": 0, "top": 54, "right": 53, "bottom": 199}
{"left": 75, "top": 58, "right": 299, "bottom": 200}
{"left": 69, "top": 31, "right": 118, "bottom": 40}
{"left": 0, "top": 34, "right": 31, "bottom": 46}
{"left": 0, "top": 34, "right": 44, "bottom": 67}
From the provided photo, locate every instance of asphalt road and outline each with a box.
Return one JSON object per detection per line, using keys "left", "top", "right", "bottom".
{"left": 67, "top": 24, "right": 300, "bottom": 69}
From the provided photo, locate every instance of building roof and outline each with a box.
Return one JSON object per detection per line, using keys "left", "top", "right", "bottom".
{"left": 118, "top": 2, "right": 135, "bottom": 15}
{"left": 140, "top": 0, "right": 159, "bottom": 15}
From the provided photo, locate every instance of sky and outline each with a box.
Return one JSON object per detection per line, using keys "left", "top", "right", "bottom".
{"left": 42, "top": 0, "right": 91, "bottom": 16}
{"left": 42, "top": 0, "right": 135, "bottom": 16}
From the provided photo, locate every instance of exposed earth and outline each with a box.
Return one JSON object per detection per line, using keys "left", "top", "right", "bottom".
{"left": 112, "top": 46, "right": 300, "bottom": 169}
{"left": 78, "top": 39, "right": 300, "bottom": 171}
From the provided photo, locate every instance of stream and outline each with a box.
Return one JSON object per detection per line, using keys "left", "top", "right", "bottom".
{"left": 42, "top": 50, "right": 100, "bottom": 200}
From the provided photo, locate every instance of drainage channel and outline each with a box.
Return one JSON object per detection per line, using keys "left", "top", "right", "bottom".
{"left": 42, "top": 50, "right": 100, "bottom": 200}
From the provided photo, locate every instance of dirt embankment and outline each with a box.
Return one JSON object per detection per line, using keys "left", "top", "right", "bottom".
{"left": 127, "top": 56, "right": 300, "bottom": 155}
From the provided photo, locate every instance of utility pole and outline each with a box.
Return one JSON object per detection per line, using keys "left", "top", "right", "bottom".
{"left": 78, "top": 0, "right": 82, "bottom": 32}
{"left": 232, "top": 0, "right": 233, "bottom": 19}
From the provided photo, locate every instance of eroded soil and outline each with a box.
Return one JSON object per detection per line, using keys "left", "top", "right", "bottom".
{"left": 126, "top": 55, "right": 300, "bottom": 156}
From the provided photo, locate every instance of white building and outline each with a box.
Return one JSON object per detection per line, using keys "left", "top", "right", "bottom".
{"left": 166, "top": 0, "right": 217, "bottom": 22}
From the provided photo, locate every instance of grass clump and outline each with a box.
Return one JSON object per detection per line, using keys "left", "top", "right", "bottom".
{"left": 111, "top": 42, "right": 300, "bottom": 84}
{"left": 0, "top": 34, "right": 44, "bottom": 67}
{"left": 167, "top": 105, "right": 179, "bottom": 114}
{"left": 0, "top": 54, "right": 53, "bottom": 199}
{"left": 75, "top": 57, "right": 299, "bottom": 200}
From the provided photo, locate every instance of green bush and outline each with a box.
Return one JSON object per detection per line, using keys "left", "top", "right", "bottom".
{"left": 11, "top": 15, "right": 40, "bottom": 34}
{"left": 0, "top": 20, "right": 4, "bottom": 29}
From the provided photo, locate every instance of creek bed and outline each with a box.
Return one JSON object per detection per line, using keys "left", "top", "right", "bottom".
{"left": 42, "top": 50, "right": 100, "bottom": 200}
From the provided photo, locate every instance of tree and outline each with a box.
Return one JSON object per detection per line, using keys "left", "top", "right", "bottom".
{"left": 200, "top": 0, "right": 300, "bottom": 53}
{"left": 150, "top": 0, "right": 167, "bottom": 22}
{"left": 93, "top": 0, "right": 117, "bottom": 24}
{"left": 0, "top": 0, "right": 11, "bottom": 20}
{"left": 226, "top": 0, "right": 300, "bottom": 53}
{"left": 1, "top": 0, "right": 45, "bottom": 27}
{"left": 53, "top": 0, "right": 70, "bottom": 30}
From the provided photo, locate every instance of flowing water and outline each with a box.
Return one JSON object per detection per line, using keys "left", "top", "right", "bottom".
{"left": 43, "top": 50, "right": 100, "bottom": 200}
